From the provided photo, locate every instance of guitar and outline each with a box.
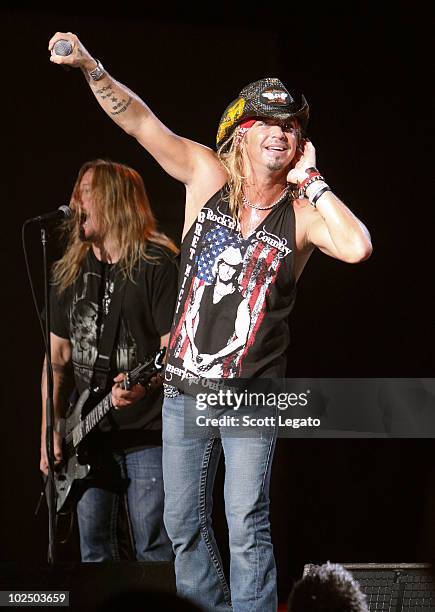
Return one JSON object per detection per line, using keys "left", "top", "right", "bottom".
{"left": 55, "top": 347, "right": 166, "bottom": 513}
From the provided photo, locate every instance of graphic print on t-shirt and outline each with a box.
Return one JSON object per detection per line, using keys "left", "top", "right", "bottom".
{"left": 69, "top": 271, "right": 138, "bottom": 389}
{"left": 167, "top": 202, "right": 292, "bottom": 381}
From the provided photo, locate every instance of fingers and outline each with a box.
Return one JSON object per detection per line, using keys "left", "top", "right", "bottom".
{"left": 148, "top": 373, "right": 163, "bottom": 391}
{"left": 40, "top": 457, "right": 48, "bottom": 476}
{"left": 40, "top": 449, "right": 62, "bottom": 475}
{"left": 112, "top": 373, "right": 126, "bottom": 399}
{"left": 41, "top": 426, "right": 62, "bottom": 458}
{"left": 48, "top": 31, "right": 75, "bottom": 53}
{"left": 113, "top": 372, "right": 126, "bottom": 384}
{"left": 303, "top": 139, "right": 316, "bottom": 156}
{"left": 111, "top": 383, "right": 146, "bottom": 409}
{"left": 49, "top": 54, "right": 69, "bottom": 65}
{"left": 48, "top": 32, "right": 84, "bottom": 67}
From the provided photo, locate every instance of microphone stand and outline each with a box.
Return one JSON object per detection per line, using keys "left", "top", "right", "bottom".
{"left": 41, "top": 226, "right": 57, "bottom": 564}
{"left": 24, "top": 209, "right": 71, "bottom": 563}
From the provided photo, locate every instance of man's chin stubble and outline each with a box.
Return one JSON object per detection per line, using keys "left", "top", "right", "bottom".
{"left": 266, "top": 161, "right": 285, "bottom": 172}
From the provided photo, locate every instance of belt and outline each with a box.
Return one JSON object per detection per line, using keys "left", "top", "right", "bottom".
{"left": 163, "top": 383, "right": 182, "bottom": 398}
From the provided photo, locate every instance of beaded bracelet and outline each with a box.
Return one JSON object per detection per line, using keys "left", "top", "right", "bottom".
{"left": 299, "top": 170, "right": 322, "bottom": 190}
{"left": 298, "top": 174, "right": 325, "bottom": 198}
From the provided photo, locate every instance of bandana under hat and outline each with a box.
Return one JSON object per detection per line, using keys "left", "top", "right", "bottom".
{"left": 235, "top": 119, "right": 257, "bottom": 146}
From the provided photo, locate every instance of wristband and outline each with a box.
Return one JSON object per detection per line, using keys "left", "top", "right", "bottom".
{"left": 310, "top": 185, "right": 331, "bottom": 207}
{"left": 299, "top": 168, "right": 321, "bottom": 190}
{"left": 88, "top": 59, "right": 105, "bottom": 81}
{"left": 298, "top": 174, "right": 325, "bottom": 198}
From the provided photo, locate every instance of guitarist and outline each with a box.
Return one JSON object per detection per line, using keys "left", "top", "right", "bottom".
{"left": 40, "top": 159, "right": 178, "bottom": 562}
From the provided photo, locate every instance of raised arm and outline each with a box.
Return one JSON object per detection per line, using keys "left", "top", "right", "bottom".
{"left": 48, "top": 32, "right": 224, "bottom": 191}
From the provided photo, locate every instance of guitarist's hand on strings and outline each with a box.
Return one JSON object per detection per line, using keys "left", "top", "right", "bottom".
{"left": 111, "top": 373, "right": 147, "bottom": 409}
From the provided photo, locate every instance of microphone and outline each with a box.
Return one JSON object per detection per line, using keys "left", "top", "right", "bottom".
{"left": 27, "top": 206, "right": 73, "bottom": 224}
{"left": 52, "top": 39, "right": 73, "bottom": 56}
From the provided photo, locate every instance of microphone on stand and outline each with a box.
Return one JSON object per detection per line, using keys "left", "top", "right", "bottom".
{"left": 27, "top": 205, "right": 72, "bottom": 225}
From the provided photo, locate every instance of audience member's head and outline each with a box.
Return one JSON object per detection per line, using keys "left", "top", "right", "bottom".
{"left": 288, "top": 562, "right": 369, "bottom": 612}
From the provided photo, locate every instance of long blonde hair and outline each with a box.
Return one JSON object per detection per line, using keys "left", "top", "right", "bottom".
{"left": 217, "top": 129, "right": 245, "bottom": 221}
{"left": 52, "top": 159, "right": 178, "bottom": 292}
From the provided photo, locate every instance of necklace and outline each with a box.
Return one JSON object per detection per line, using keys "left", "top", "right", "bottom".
{"left": 102, "top": 265, "right": 114, "bottom": 316}
{"left": 242, "top": 185, "right": 289, "bottom": 210}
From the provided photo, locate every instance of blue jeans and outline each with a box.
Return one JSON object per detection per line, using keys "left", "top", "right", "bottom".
{"left": 162, "top": 394, "right": 277, "bottom": 612}
{"left": 77, "top": 446, "right": 172, "bottom": 562}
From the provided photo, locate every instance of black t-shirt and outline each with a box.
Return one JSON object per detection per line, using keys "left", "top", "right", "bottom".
{"left": 50, "top": 245, "right": 178, "bottom": 450}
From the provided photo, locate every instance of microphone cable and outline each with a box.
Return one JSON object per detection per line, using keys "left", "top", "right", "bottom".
{"left": 22, "top": 219, "right": 49, "bottom": 356}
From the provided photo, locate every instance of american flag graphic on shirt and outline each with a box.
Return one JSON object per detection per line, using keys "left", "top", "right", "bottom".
{"left": 169, "top": 210, "right": 291, "bottom": 378}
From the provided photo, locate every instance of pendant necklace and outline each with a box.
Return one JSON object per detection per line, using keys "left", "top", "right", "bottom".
{"left": 241, "top": 185, "right": 289, "bottom": 237}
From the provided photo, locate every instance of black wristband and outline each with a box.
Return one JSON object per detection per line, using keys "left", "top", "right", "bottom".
{"left": 311, "top": 186, "right": 331, "bottom": 207}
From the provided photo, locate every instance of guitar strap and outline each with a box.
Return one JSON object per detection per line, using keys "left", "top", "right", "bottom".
{"left": 91, "top": 268, "right": 128, "bottom": 392}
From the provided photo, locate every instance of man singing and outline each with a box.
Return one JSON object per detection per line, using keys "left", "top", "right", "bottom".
{"left": 48, "top": 33, "right": 372, "bottom": 611}
{"left": 40, "top": 159, "right": 178, "bottom": 563}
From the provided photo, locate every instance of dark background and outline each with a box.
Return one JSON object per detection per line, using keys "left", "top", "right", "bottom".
{"left": 1, "top": 4, "right": 433, "bottom": 603}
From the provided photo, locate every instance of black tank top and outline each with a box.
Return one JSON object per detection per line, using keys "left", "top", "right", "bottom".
{"left": 165, "top": 188, "right": 297, "bottom": 390}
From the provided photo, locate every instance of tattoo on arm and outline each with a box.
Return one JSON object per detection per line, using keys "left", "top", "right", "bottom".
{"left": 42, "top": 361, "right": 74, "bottom": 415}
{"left": 95, "top": 85, "right": 112, "bottom": 95}
{"left": 95, "top": 85, "right": 114, "bottom": 99}
{"left": 41, "top": 361, "right": 72, "bottom": 387}
{"left": 110, "top": 96, "right": 132, "bottom": 115}
{"left": 94, "top": 82, "right": 132, "bottom": 115}
{"left": 42, "top": 361, "right": 67, "bottom": 375}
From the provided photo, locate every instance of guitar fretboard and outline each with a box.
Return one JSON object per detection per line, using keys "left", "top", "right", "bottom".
{"left": 65, "top": 348, "right": 164, "bottom": 452}
{"left": 72, "top": 394, "right": 113, "bottom": 448}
